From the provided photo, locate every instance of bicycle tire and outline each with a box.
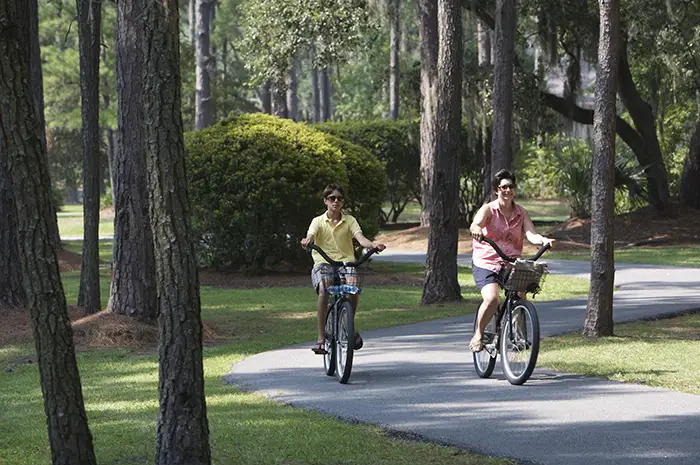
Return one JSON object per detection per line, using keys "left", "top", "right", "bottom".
{"left": 472, "top": 309, "right": 497, "bottom": 378}
{"left": 323, "top": 305, "right": 336, "bottom": 376}
{"left": 335, "top": 300, "right": 355, "bottom": 384}
{"left": 500, "top": 299, "right": 540, "bottom": 385}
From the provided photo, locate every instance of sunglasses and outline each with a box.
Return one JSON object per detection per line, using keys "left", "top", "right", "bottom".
{"left": 498, "top": 184, "right": 516, "bottom": 191}
{"left": 326, "top": 195, "right": 344, "bottom": 202}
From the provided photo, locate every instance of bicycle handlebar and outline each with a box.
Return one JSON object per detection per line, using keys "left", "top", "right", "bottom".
{"left": 306, "top": 243, "right": 379, "bottom": 267}
{"left": 480, "top": 237, "right": 551, "bottom": 263}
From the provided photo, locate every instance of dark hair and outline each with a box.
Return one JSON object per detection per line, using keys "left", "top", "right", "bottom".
{"left": 323, "top": 184, "right": 345, "bottom": 199}
{"left": 492, "top": 169, "right": 516, "bottom": 192}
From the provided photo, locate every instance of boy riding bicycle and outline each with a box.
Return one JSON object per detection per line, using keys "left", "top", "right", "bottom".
{"left": 301, "top": 184, "right": 386, "bottom": 355}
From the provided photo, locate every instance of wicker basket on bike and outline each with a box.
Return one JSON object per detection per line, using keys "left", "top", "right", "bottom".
{"left": 503, "top": 259, "right": 548, "bottom": 294}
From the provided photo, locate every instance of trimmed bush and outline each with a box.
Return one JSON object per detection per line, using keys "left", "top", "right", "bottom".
{"left": 185, "top": 113, "right": 385, "bottom": 270}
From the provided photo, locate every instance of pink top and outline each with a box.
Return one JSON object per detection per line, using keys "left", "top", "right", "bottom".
{"left": 472, "top": 200, "right": 525, "bottom": 272}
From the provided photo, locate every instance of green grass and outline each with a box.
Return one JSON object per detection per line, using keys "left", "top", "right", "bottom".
{"left": 539, "top": 313, "right": 700, "bottom": 395}
{"left": 63, "top": 240, "right": 114, "bottom": 264}
{"left": 517, "top": 198, "right": 570, "bottom": 223}
{"left": 57, "top": 204, "right": 114, "bottom": 238}
{"left": 5, "top": 265, "right": 554, "bottom": 465}
{"left": 546, "top": 245, "right": 700, "bottom": 268}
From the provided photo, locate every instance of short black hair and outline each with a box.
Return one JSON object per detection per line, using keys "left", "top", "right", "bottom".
{"left": 492, "top": 169, "right": 516, "bottom": 192}
{"left": 323, "top": 184, "right": 345, "bottom": 199}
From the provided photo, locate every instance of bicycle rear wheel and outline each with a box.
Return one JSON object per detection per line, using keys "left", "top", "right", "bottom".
{"left": 472, "top": 309, "right": 497, "bottom": 378}
{"left": 500, "top": 300, "right": 540, "bottom": 385}
{"left": 335, "top": 300, "right": 355, "bottom": 384}
{"left": 323, "top": 305, "right": 336, "bottom": 376}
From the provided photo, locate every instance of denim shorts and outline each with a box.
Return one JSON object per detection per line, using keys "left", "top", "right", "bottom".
{"left": 472, "top": 264, "right": 505, "bottom": 290}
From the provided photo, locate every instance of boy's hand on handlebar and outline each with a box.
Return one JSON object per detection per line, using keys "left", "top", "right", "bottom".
{"left": 470, "top": 224, "right": 483, "bottom": 241}
{"left": 373, "top": 243, "right": 386, "bottom": 252}
{"left": 300, "top": 237, "right": 314, "bottom": 249}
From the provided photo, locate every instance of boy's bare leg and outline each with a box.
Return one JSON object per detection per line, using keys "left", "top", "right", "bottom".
{"left": 316, "top": 282, "right": 329, "bottom": 343}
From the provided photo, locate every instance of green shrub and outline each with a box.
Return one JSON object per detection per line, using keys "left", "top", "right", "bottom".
{"left": 315, "top": 119, "right": 482, "bottom": 225}
{"left": 315, "top": 120, "right": 420, "bottom": 224}
{"left": 186, "top": 113, "right": 385, "bottom": 270}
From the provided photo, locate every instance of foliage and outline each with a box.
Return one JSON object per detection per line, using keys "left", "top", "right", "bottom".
{"left": 239, "top": 0, "right": 377, "bottom": 89}
{"left": 315, "top": 119, "right": 419, "bottom": 223}
{"left": 185, "top": 113, "right": 385, "bottom": 270}
{"left": 316, "top": 119, "right": 483, "bottom": 225}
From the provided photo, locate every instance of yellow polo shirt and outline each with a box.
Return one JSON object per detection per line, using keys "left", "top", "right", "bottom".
{"left": 307, "top": 212, "right": 362, "bottom": 266}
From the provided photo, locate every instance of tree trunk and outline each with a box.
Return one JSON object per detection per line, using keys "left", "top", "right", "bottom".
{"left": 389, "top": 0, "right": 400, "bottom": 120}
{"left": 419, "top": 0, "right": 438, "bottom": 227}
{"left": 584, "top": 0, "right": 619, "bottom": 338}
{"left": 0, "top": 152, "right": 25, "bottom": 309}
{"left": 141, "top": 0, "right": 212, "bottom": 462}
{"left": 320, "top": 67, "right": 333, "bottom": 121}
{"left": 29, "top": 0, "right": 61, "bottom": 249}
{"left": 421, "top": 0, "right": 462, "bottom": 305}
{"left": 111, "top": 0, "right": 158, "bottom": 323}
{"left": 311, "top": 43, "right": 321, "bottom": 122}
{"left": 77, "top": 0, "right": 102, "bottom": 315}
{"left": 272, "top": 83, "right": 288, "bottom": 118}
{"left": 477, "top": 18, "right": 491, "bottom": 67}
{"left": 195, "top": 0, "right": 215, "bottom": 129}
{"left": 679, "top": 119, "right": 700, "bottom": 208}
{"left": 286, "top": 59, "right": 299, "bottom": 121}
{"left": 0, "top": 2, "right": 97, "bottom": 462}
{"left": 491, "top": 0, "right": 516, "bottom": 178}
{"left": 259, "top": 81, "right": 271, "bottom": 114}
{"left": 617, "top": 45, "right": 670, "bottom": 210}
{"left": 189, "top": 0, "right": 195, "bottom": 45}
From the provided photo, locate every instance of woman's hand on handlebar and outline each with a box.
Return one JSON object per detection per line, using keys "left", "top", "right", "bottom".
{"left": 541, "top": 237, "right": 556, "bottom": 249}
{"left": 470, "top": 224, "right": 484, "bottom": 241}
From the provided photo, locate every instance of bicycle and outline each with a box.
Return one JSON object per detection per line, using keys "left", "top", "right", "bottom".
{"left": 472, "top": 237, "right": 551, "bottom": 385}
{"left": 307, "top": 244, "right": 379, "bottom": 384}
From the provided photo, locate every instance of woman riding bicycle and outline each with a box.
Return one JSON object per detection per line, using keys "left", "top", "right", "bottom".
{"left": 469, "top": 169, "right": 555, "bottom": 352}
{"left": 301, "top": 184, "right": 386, "bottom": 355}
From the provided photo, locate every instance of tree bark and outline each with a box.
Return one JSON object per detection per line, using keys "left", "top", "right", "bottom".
{"left": 259, "top": 81, "right": 271, "bottom": 114}
{"left": 111, "top": 0, "right": 158, "bottom": 323}
{"left": 76, "top": 0, "right": 102, "bottom": 315}
{"left": 286, "top": 59, "right": 299, "bottom": 121}
{"left": 320, "top": 67, "right": 333, "bottom": 121}
{"left": 272, "top": 83, "right": 288, "bottom": 118}
{"left": 0, "top": 2, "right": 97, "bottom": 462}
{"left": 419, "top": 0, "right": 438, "bottom": 227}
{"left": 189, "top": 0, "right": 196, "bottom": 45}
{"left": 311, "top": 42, "right": 321, "bottom": 122}
{"left": 584, "top": 0, "right": 619, "bottom": 338}
{"left": 617, "top": 45, "right": 670, "bottom": 209}
{"left": 490, "top": 0, "right": 516, "bottom": 178}
{"left": 388, "top": 0, "right": 401, "bottom": 120}
{"left": 477, "top": 18, "right": 491, "bottom": 67}
{"left": 421, "top": 0, "right": 462, "bottom": 305}
{"left": 679, "top": 120, "right": 700, "bottom": 208}
{"left": 141, "top": 0, "right": 212, "bottom": 463}
{"left": 195, "top": 0, "right": 215, "bottom": 129}
{"left": 0, "top": 148, "right": 24, "bottom": 309}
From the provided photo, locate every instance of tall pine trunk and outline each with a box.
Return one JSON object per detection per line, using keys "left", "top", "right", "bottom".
{"left": 287, "top": 59, "right": 299, "bottom": 121}
{"left": 421, "top": 0, "right": 462, "bottom": 304}
{"left": 679, "top": 120, "right": 700, "bottom": 209}
{"left": 490, "top": 0, "right": 516, "bottom": 177}
{"left": 311, "top": 42, "right": 321, "bottom": 122}
{"left": 76, "top": 0, "right": 102, "bottom": 314}
{"left": 584, "top": 0, "right": 619, "bottom": 337}
{"left": 111, "top": 0, "right": 157, "bottom": 322}
{"left": 419, "top": 0, "right": 438, "bottom": 227}
{"left": 141, "top": 0, "right": 212, "bottom": 463}
{"left": 320, "top": 67, "right": 333, "bottom": 121}
{"left": 195, "top": 0, "right": 215, "bottom": 129}
{"left": 388, "top": 0, "right": 400, "bottom": 120}
{"left": 0, "top": 2, "right": 97, "bottom": 462}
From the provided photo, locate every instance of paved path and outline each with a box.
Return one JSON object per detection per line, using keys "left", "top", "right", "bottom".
{"left": 227, "top": 251, "right": 700, "bottom": 465}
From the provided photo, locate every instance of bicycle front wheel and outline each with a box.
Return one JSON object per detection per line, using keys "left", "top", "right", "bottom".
{"left": 323, "top": 305, "right": 336, "bottom": 376}
{"left": 335, "top": 300, "right": 355, "bottom": 384}
{"left": 500, "top": 300, "right": 540, "bottom": 385}
{"left": 472, "top": 309, "right": 497, "bottom": 378}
